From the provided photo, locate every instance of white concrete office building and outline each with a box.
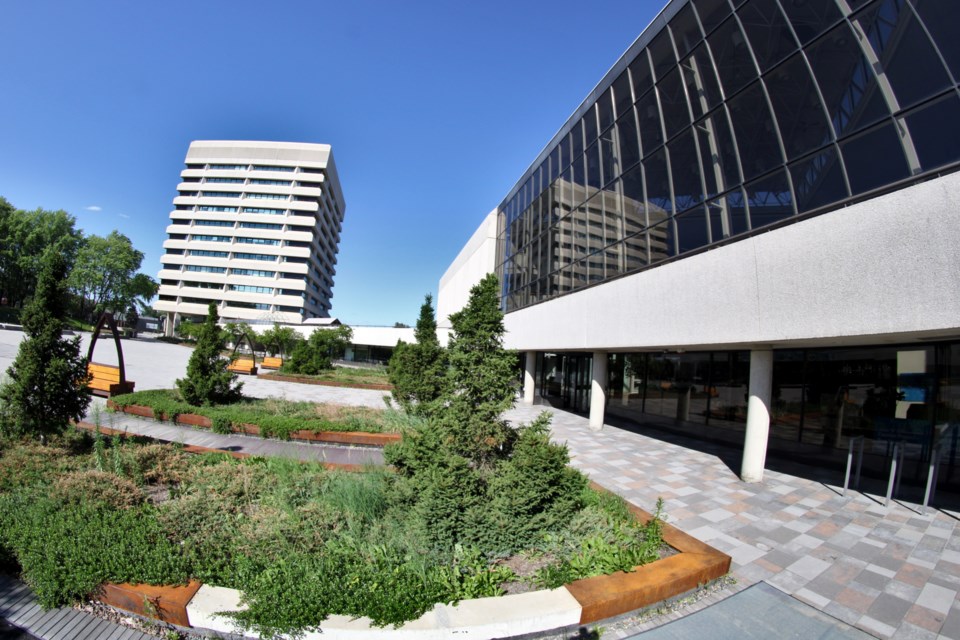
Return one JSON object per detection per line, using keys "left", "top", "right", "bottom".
{"left": 439, "top": 0, "right": 960, "bottom": 509}
{"left": 155, "top": 141, "right": 346, "bottom": 330}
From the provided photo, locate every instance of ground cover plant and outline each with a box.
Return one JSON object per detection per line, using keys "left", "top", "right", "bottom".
{"left": 262, "top": 365, "right": 391, "bottom": 388}
{"left": 0, "top": 432, "right": 665, "bottom": 639}
{"left": 109, "top": 389, "right": 405, "bottom": 437}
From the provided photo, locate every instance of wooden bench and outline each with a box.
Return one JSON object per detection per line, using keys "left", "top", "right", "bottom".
{"left": 260, "top": 357, "right": 283, "bottom": 370}
{"left": 87, "top": 362, "right": 135, "bottom": 398}
{"left": 227, "top": 358, "right": 258, "bottom": 375}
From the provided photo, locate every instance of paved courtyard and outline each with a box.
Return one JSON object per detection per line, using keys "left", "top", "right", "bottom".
{"left": 0, "top": 330, "right": 958, "bottom": 639}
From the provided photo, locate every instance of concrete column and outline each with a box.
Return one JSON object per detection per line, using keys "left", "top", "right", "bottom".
{"left": 741, "top": 348, "right": 774, "bottom": 483}
{"left": 523, "top": 350, "right": 537, "bottom": 405}
{"left": 589, "top": 351, "right": 608, "bottom": 431}
{"left": 164, "top": 312, "right": 176, "bottom": 337}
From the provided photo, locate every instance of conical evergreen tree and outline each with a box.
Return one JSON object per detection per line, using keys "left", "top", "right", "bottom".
{"left": 0, "top": 247, "right": 90, "bottom": 438}
{"left": 389, "top": 294, "right": 447, "bottom": 416}
{"left": 176, "top": 303, "right": 242, "bottom": 406}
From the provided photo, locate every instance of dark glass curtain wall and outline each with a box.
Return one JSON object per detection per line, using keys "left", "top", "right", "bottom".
{"left": 497, "top": 0, "right": 960, "bottom": 312}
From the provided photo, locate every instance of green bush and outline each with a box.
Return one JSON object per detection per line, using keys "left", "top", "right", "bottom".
{"left": 176, "top": 302, "right": 242, "bottom": 406}
{"left": 286, "top": 326, "right": 352, "bottom": 375}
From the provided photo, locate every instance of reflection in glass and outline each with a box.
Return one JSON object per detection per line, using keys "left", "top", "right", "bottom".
{"left": 709, "top": 16, "right": 759, "bottom": 97}
{"left": 669, "top": 130, "right": 705, "bottom": 213}
{"left": 693, "top": 0, "right": 733, "bottom": 35}
{"left": 617, "top": 108, "right": 642, "bottom": 172}
{"left": 643, "top": 148, "right": 673, "bottom": 218}
{"left": 780, "top": 0, "right": 843, "bottom": 44}
{"left": 789, "top": 146, "right": 848, "bottom": 213}
{"left": 727, "top": 82, "right": 783, "bottom": 180}
{"left": 746, "top": 169, "right": 794, "bottom": 229}
{"left": 737, "top": 0, "right": 797, "bottom": 72}
{"left": 649, "top": 29, "right": 677, "bottom": 81}
{"left": 682, "top": 44, "right": 724, "bottom": 119}
{"left": 765, "top": 52, "right": 833, "bottom": 160}
{"left": 636, "top": 90, "right": 665, "bottom": 154}
{"left": 696, "top": 108, "right": 741, "bottom": 197}
{"left": 670, "top": 3, "right": 703, "bottom": 59}
{"left": 675, "top": 206, "right": 710, "bottom": 254}
{"left": 659, "top": 67, "right": 692, "bottom": 140}
{"left": 630, "top": 48, "right": 654, "bottom": 99}
{"left": 910, "top": 0, "right": 960, "bottom": 79}
{"left": 613, "top": 69, "right": 633, "bottom": 117}
{"left": 707, "top": 188, "right": 748, "bottom": 239}
{"left": 855, "top": 0, "right": 951, "bottom": 110}
{"left": 806, "top": 22, "right": 889, "bottom": 138}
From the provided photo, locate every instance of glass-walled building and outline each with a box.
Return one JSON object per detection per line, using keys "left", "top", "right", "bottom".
{"left": 438, "top": 0, "right": 960, "bottom": 510}
{"left": 495, "top": 0, "right": 959, "bottom": 312}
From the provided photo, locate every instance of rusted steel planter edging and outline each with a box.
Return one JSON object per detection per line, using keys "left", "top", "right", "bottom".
{"left": 105, "top": 401, "right": 402, "bottom": 447}
{"left": 568, "top": 482, "right": 731, "bottom": 624}
{"left": 98, "top": 581, "right": 202, "bottom": 628}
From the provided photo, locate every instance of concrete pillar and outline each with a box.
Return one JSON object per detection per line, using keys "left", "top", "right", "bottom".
{"left": 589, "top": 351, "right": 608, "bottom": 431}
{"left": 741, "top": 348, "right": 774, "bottom": 483}
{"left": 165, "top": 312, "right": 176, "bottom": 338}
{"left": 523, "top": 350, "right": 537, "bottom": 405}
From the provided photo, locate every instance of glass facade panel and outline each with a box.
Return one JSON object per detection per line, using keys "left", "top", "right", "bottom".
{"left": 659, "top": 66, "right": 692, "bottom": 139}
{"left": 746, "top": 169, "right": 794, "bottom": 229}
{"left": 709, "top": 16, "right": 759, "bottom": 97}
{"left": 636, "top": 90, "right": 665, "bottom": 154}
{"left": 840, "top": 121, "right": 910, "bottom": 195}
{"left": 910, "top": 0, "right": 960, "bottom": 79}
{"left": 765, "top": 52, "right": 833, "bottom": 160}
{"left": 693, "top": 0, "right": 733, "bottom": 34}
{"left": 903, "top": 93, "right": 960, "bottom": 173}
{"left": 789, "top": 146, "right": 849, "bottom": 213}
{"left": 854, "top": 0, "right": 952, "bottom": 110}
{"left": 496, "top": 0, "right": 960, "bottom": 313}
{"left": 737, "top": 0, "right": 797, "bottom": 72}
{"left": 682, "top": 44, "right": 724, "bottom": 119}
{"left": 617, "top": 108, "right": 642, "bottom": 172}
{"left": 806, "top": 22, "right": 890, "bottom": 138}
{"left": 727, "top": 82, "right": 783, "bottom": 180}
{"left": 780, "top": 0, "right": 843, "bottom": 44}
{"left": 671, "top": 5, "right": 703, "bottom": 59}
{"left": 669, "top": 129, "right": 705, "bottom": 212}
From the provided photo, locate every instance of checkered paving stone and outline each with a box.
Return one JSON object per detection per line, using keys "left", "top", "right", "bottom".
{"left": 504, "top": 404, "right": 960, "bottom": 640}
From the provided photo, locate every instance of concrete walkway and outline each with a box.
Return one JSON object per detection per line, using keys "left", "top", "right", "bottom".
{"left": 0, "top": 575, "right": 156, "bottom": 640}
{"left": 503, "top": 404, "right": 960, "bottom": 640}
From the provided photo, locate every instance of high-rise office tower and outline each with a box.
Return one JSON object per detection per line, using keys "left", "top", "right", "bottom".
{"left": 155, "top": 140, "right": 345, "bottom": 332}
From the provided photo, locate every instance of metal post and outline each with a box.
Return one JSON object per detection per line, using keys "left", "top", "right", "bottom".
{"left": 885, "top": 442, "right": 903, "bottom": 507}
{"left": 843, "top": 436, "right": 864, "bottom": 497}
{"left": 921, "top": 443, "right": 943, "bottom": 516}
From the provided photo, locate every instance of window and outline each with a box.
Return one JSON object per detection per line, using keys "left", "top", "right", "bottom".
{"left": 205, "top": 178, "right": 243, "bottom": 184}
{"left": 247, "top": 193, "right": 287, "bottom": 200}
{"left": 191, "top": 235, "right": 231, "bottom": 243}
{"left": 225, "top": 301, "right": 271, "bottom": 310}
{"left": 209, "top": 164, "right": 246, "bottom": 170}
{"left": 239, "top": 222, "right": 283, "bottom": 230}
{"left": 184, "top": 265, "right": 226, "bottom": 274}
{"left": 242, "top": 207, "right": 284, "bottom": 215}
{"left": 201, "top": 191, "right": 240, "bottom": 198}
{"left": 231, "top": 268, "right": 275, "bottom": 278}
{"left": 249, "top": 179, "right": 290, "bottom": 186}
{"left": 165, "top": 248, "right": 184, "bottom": 255}
{"left": 228, "top": 284, "right": 274, "bottom": 294}
{"left": 194, "top": 220, "right": 233, "bottom": 227}
{"left": 190, "top": 250, "right": 228, "bottom": 258}
{"left": 198, "top": 206, "right": 237, "bottom": 212}
{"left": 233, "top": 252, "right": 276, "bottom": 262}
{"left": 182, "top": 281, "right": 223, "bottom": 290}
{"left": 237, "top": 237, "right": 280, "bottom": 246}
{"left": 251, "top": 165, "right": 295, "bottom": 172}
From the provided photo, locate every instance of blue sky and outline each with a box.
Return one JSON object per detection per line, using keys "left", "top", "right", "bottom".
{"left": 0, "top": 1, "right": 661, "bottom": 326}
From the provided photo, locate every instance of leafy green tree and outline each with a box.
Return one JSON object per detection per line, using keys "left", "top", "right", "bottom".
{"left": 258, "top": 324, "right": 301, "bottom": 358}
{"left": 438, "top": 274, "right": 518, "bottom": 466}
{"left": 68, "top": 231, "right": 149, "bottom": 322}
{"left": 176, "top": 303, "right": 242, "bottom": 406}
{"left": 389, "top": 294, "right": 447, "bottom": 416}
{"left": 0, "top": 201, "right": 82, "bottom": 309}
{"left": 0, "top": 248, "right": 91, "bottom": 439}
{"left": 286, "top": 326, "right": 352, "bottom": 375}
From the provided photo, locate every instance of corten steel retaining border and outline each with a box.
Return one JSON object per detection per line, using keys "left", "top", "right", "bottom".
{"left": 105, "top": 400, "right": 402, "bottom": 447}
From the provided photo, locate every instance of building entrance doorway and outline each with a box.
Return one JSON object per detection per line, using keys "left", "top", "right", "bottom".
{"left": 539, "top": 352, "right": 593, "bottom": 412}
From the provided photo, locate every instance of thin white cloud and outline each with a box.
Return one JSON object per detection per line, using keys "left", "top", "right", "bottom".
{"left": 118, "top": 213, "right": 130, "bottom": 219}
{"left": 84, "top": 205, "right": 102, "bottom": 212}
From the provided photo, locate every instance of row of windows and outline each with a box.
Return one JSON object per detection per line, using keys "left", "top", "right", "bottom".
{"left": 188, "top": 235, "right": 283, "bottom": 246}
{"left": 191, "top": 220, "right": 285, "bottom": 231}
{"left": 179, "top": 191, "right": 294, "bottom": 201}
{"left": 497, "top": 0, "right": 960, "bottom": 313}
{"left": 197, "top": 163, "right": 299, "bottom": 173}
{"left": 178, "top": 264, "right": 282, "bottom": 278}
